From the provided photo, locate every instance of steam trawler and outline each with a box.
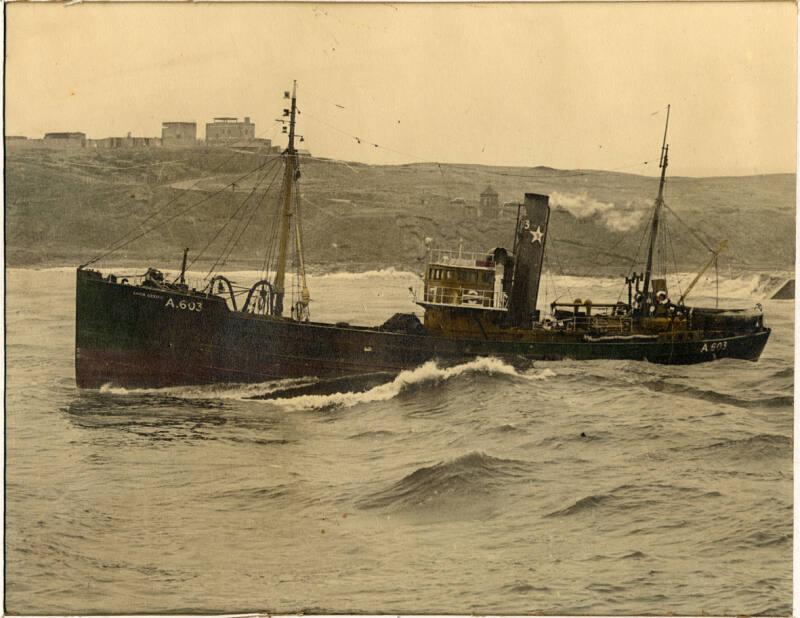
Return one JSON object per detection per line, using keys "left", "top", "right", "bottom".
{"left": 75, "top": 87, "right": 770, "bottom": 388}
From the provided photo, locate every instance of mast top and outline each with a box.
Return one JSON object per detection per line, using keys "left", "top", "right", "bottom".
{"left": 640, "top": 104, "right": 671, "bottom": 314}
{"left": 656, "top": 104, "right": 671, "bottom": 201}
{"left": 286, "top": 81, "right": 298, "bottom": 155}
{"left": 659, "top": 104, "right": 671, "bottom": 169}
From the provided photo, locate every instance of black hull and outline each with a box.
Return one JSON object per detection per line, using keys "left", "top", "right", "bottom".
{"left": 75, "top": 269, "right": 772, "bottom": 389}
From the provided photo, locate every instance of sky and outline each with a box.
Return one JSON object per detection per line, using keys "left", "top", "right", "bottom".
{"left": 5, "top": 2, "right": 797, "bottom": 177}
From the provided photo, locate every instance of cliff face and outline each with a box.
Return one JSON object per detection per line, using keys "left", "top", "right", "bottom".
{"left": 5, "top": 146, "right": 795, "bottom": 275}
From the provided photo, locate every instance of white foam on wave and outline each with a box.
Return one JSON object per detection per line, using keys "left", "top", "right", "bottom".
{"left": 270, "top": 357, "right": 554, "bottom": 411}
{"left": 309, "top": 267, "right": 418, "bottom": 281}
{"left": 543, "top": 270, "right": 793, "bottom": 303}
{"left": 530, "top": 367, "right": 557, "bottom": 380}
{"left": 95, "top": 358, "right": 554, "bottom": 408}
{"left": 98, "top": 378, "right": 312, "bottom": 399}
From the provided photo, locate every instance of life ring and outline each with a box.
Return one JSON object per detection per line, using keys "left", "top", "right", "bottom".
{"left": 462, "top": 290, "right": 481, "bottom": 305}
{"left": 656, "top": 290, "right": 669, "bottom": 305}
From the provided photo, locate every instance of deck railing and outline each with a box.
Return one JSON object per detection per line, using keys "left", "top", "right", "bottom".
{"left": 551, "top": 314, "right": 633, "bottom": 333}
{"left": 427, "top": 249, "right": 495, "bottom": 268}
{"left": 100, "top": 271, "right": 214, "bottom": 294}
{"left": 422, "top": 285, "right": 507, "bottom": 309}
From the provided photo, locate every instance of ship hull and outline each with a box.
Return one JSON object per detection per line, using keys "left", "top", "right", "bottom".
{"left": 75, "top": 269, "right": 772, "bottom": 389}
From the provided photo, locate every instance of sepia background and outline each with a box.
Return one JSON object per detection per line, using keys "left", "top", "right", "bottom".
{"left": 4, "top": 2, "right": 796, "bottom": 615}
{"left": 6, "top": 2, "right": 796, "bottom": 175}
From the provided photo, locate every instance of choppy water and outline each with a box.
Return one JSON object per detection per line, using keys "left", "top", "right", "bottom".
{"left": 5, "top": 267, "right": 793, "bottom": 615}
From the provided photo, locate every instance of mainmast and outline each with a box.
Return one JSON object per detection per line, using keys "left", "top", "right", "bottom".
{"left": 272, "top": 81, "right": 310, "bottom": 318}
{"left": 640, "top": 104, "right": 670, "bottom": 315}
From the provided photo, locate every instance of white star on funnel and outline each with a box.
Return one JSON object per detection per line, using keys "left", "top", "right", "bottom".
{"left": 530, "top": 226, "right": 543, "bottom": 244}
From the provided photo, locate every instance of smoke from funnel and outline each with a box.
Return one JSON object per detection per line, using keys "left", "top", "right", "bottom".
{"left": 550, "top": 191, "right": 647, "bottom": 232}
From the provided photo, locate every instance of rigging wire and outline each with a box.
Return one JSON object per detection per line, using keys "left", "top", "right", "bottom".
{"left": 259, "top": 190, "right": 284, "bottom": 284}
{"left": 215, "top": 161, "right": 284, "bottom": 268}
{"left": 542, "top": 255, "right": 561, "bottom": 309}
{"left": 604, "top": 223, "right": 640, "bottom": 256}
{"left": 662, "top": 201, "right": 715, "bottom": 253}
{"left": 548, "top": 236, "right": 634, "bottom": 265}
{"left": 299, "top": 109, "right": 422, "bottom": 162}
{"left": 664, "top": 215, "right": 684, "bottom": 300}
{"left": 296, "top": 153, "right": 362, "bottom": 173}
{"left": 82, "top": 156, "right": 277, "bottom": 268}
{"left": 658, "top": 211, "right": 668, "bottom": 280}
{"left": 193, "top": 157, "right": 280, "bottom": 269}
{"left": 184, "top": 156, "right": 283, "bottom": 276}
{"left": 82, "top": 121, "right": 284, "bottom": 268}
{"left": 290, "top": 190, "right": 303, "bottom": 316}
{"left": 616, "top": 205, "right": 656, "bottom": 304}
{"left": 543, "top": 240, "right": 576, "bottom": 302}
{"left": 293, "top": 188, "right": 309, "bottom": 317}
{"left": 260, "top": 154, "right": 302, "bottom": 283}
{"left": 206, "top": 161, "right": 285, "bottom": 278}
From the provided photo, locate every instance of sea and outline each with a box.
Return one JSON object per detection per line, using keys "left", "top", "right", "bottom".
{"left": 5, "top": 267, "right": 794, "bottom": 616}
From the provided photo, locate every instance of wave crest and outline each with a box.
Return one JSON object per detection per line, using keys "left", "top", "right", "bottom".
{"left": 359, "top": 451, "right": 530, "bottom": 511}
{"left": 271, "top": 357, "right": 550, "bottom": 411}
{"left": 547, "top": 483, "right": 722, "bottom": 518}
{"left": 695, "top": 433, "right": 792, "bottom": 459}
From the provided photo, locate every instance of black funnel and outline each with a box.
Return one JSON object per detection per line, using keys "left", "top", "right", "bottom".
{"left": 508, "top": 193, "right": 550, "bottom": 327}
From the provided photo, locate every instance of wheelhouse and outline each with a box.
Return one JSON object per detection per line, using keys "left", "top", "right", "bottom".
{"left": 420, "top": 249, "right": 509, "bottom": 311}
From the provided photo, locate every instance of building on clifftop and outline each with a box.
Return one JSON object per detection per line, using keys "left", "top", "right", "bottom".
{"left": 162, "top": 122, "right": 197, "bottom": 148}
{"left": 480, "top": 185, "right": 499, "bottom": 216}
{"left": 205, "top": 117, "right": 255, "bottom": 146}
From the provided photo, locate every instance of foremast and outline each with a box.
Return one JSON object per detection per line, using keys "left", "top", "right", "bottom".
{"left": 640, "top": 104, "right": 670, "bottom": 315}
{"left": 272, "top": 81, "right": 310, "bottom": 318}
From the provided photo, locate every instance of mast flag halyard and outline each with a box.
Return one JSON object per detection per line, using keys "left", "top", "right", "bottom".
{"left": 640, "top": 104, "right": 670, "bottom": 315}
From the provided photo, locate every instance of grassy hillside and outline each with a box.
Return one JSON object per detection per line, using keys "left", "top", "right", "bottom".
{"left": 5, "top": 146, "right": 795, "bottom": 277}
